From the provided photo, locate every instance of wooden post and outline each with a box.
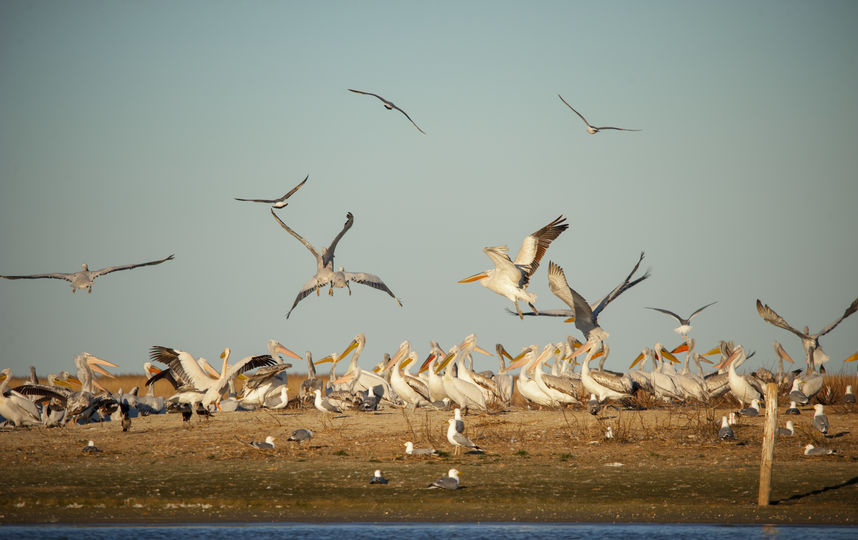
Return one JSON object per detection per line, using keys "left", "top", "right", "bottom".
{"left": 758, "top": 382, "right": 778, "bottom": 506}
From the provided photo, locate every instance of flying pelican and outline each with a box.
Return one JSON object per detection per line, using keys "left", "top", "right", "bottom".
{"left": 1, "top": 254, "right": 174, "bottom": 293}
{"left": 756, "top": 297, "right": 858, "bottom": 373}
{"left": 812, "top": 404, "right": 829, "bottom": 434}
{"left": 235, "top": 174, "right": 308, "bottom": 208}
{"left": 348, "top": 88, "right": 426, "bottom": 134}
{"left": 458, "top": 215, "right": 569, "bottom": 319}
{"left": 404, "top": 441, "right": 438, "bottom": 456}
{"left": 558, "top": 94, "right": 641, "bottom": 134}
{"left": 271, "top": 210, "right": 402, "bottom": 318}
{"left": 369, "top": 470, "right": 389, "bottom": 485}
{"left": 249, "top": 436, "right": 276, "bottom": 450}
{"left": 645, "top": 302, "right": 717, "bottom": 340}
{"left": 427, "top": 469, "right": 461, "bottom": 490}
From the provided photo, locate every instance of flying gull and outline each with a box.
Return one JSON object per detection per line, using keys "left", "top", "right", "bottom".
{"left": 558, "top": 94, "right": 641, "bottom": 134}
{"left": 645, "top": 302, "right": 717, "bottom": 338}
{"left": 348, "top": 89, "right": 426, "bottom": 134}
{"left": 235, "top": 174, "right": 308, "bottom": 208}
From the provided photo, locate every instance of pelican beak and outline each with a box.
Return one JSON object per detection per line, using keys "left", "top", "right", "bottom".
{"left": 237, "top": 373, "right": 248, "bottom": 381}
{"left": 591, "top": 348, "right": 605, "bottom": 360}
{"left": 845, "top": 351, "right": 858, "bottom": 362}
{"left": 314, "top": 356, "right": 334, "bottom": 365}
{"left": 661, "top": 349, "right": 680, "bottom": 364}
{"left": 275, "top": 343, "right": 301, "bottom": 360}
{"left": 671, "top": 343, "right": 690, "bottom": 354}
{"left": 146, "top": 365, "right": 162, "bottom": 376}
{"left": 418, "top": 354, "right": 435, "bottom": 374}
{"left": 698, "top": 356, "right": 714, "bottom": 364}
{"left": 563, "top": 316, "right": 576, "bottom": 323}
{"left": 89, "top": 364, "right": 116, "bottom": 378}
{"left": 703, "top": 346, "right": 721, "bottom": 356}
{"left": 67, "top": 375, "right": 82, "bottom": 386}
{"left": 332, "top": 372, "right": 354, "bottom": 385}
{"left": 474, "top": 345, "right": 492, "bottom": 357}
{"left": 503, "top": 350, "right": 532, "bottom": 371}
{"left": 458, "top": 271, "right": 488, "bottom": 284}
{"left": 339, "top": 339, "right": 359, "bottom": 360}
{"left": 0, "top": 373, "right": 6, "bottom": 382}
{"left": 630, "top": 352, "right": 645, "bottom": 369}
{"left": 497, "top": 346, "right": 514, "bottom": 361}
{"left": 86, "top": 355, "right": 119, "bottom": 368}
{"left": 435, "top": 352, "right": 457, "bottom": 373}
{"left": 53, "top": 377, "right": 73, "bottom": 388}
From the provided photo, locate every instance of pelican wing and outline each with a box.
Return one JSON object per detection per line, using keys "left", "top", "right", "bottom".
{"left": 149, "top": 346, "right": 212, "bottom": 390}
{"left": 270, "top": 209, "right": 322, "bottom": 265}
{"left": 286, "top": 275, "right": 333, "bottom": 318}
{"left": 755, "top": 300, "right": 807, "bottom": 339}
{"left": 589, "top": 369, "right": 632, "bottom": 395}
{"left": 513, "top": 215, "right": 568, "bottom": 277}
{"left": 346, "top": 272, "right": 402, "bottom": 305}
{"left": 547, "top": 261, "right": 596, "bottom": 336}
{"left": 235, "top": 174, "right": 308, "bottom": 203}
{"left": 817, "top": 297, "right": 858, "bottom": 337}
{"left": 90, "top": 254, "right": 175, "bottom": 278}
{"left": 1, "top": 272, "right": 73, "bottom": 282}
{"left": 482, "top": 245, "right": 527, "bottom": 286}
{"left": 323, "top": 212, "right": 354, "bottom": 269}
{"left": 243, "top": 364, "right": 292, "bottom": 389}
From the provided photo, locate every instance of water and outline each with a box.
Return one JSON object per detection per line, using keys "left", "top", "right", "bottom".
{"left": 0, "top": 523, "right": 854, "bottom": 540}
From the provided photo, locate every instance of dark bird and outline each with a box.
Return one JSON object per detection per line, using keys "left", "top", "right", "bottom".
{"left": 235, "top": 174, "right": 308, "bottom": 208}
{"left": 785, "top": 401, "right": 801, "bottom": 415}
{"left": 1, "top": 254, "right": 175, "bottom": 293}
{"left": 718, "top": 416, "right": 735, "bottom": 440}
{"left": 82, "top": 440, "right": 102, "bottom": 453}
{"left": 587, "top": 393, "right": 601, "bottom": 415}
{"left": 369, "top": 470, "right": 389, "bottom": 485}
{"left": 558, "top": 94, "right": 641, "bottom": 134}
{"left": 348, "top": 89, "right": 426, "bottom": 134}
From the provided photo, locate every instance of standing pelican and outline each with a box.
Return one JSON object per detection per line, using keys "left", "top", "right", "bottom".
{"left": 271, "top": 210, "right": 402, "bottom": 318}
{"left": 235, "top": 174, "right": 308, "bottom": 208}
{"left": 1, "top": 254, "right": 174, "bottom": 293}
{"left": 718, "top": 345, "right": 763, "bottom": 409}
{"left": 458, "top": 216, "right": 569, "bottom": 319}
{"left": 0, "top": 369, "right": 42, "bottom": 426}
{"left": 558, "top": 94, "right": 641, "bottom": 134}
{"left": 348, "top": 88, "right": 426, "bottom": 134}
{"left": 645, "top": 302, "right": 717, "bottom": 340}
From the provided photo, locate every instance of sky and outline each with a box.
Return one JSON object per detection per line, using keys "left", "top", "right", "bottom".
{"left": 1, "top": 1, "right": 857, "bottom": 380}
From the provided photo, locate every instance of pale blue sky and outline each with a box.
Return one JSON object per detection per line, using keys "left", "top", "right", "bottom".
{"left": 1, "top": 1, "right": 856, "bottom": 378}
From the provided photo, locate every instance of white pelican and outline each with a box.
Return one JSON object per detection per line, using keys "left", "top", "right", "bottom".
{"left": 249, "top": 436, "right": 275, "bottom": 450}
{"left": 803, "top": 444, "right": 835, "bottom": 456}
{"left": 419, "top": 342, "right": 451, "bottom": 402}
{"left": 718, "top": 345, "right": 763, "bottom": 409}
{"left": 812, "top": 404, "right": 829, "bottom": 434}
{"left": 440, "top": 348, "right": 487, "bottom": 411}
{"left": 645, "top": 302, "right": 717, "bottom": 339}
{"left": 504, "top": 345, "right": 556, "bottom": 407}
{"left": 427, "top": 469, "right": 460, "bottom": 490}
{"left": 240, "top": 340, "right": 300, "bottom": 407}
{"left": 1, "top": 254, "right": 174, "bottom": 293}
{"left": 631, "top": 346, "right": 681, "bottom": 402}
{"left": 452, "top": 334, "right": 500, "bottom": 406}
{"left": 756, "top": 297, "right": 858, "bottom": 374}
{"left": 532, "top": 347, "right": 580, "bottom": 406}
{"left": 404, "top": 441, "right": 438, "bottom": 456}
{"left": 493, "top": 345, "right": 516, "bottom": 405}
{"left": 384, "top": 343, "right": 431, "bottom": 407}
{"left": 348, "top": 88, "right": 426, "bottom": 134}
{"left": 328, "top": 334, "right": 393, "bottom": 400}
{"left": 314, "top": 388, "right": 342, "bottom": 414}
{"left": 271, "top": 209, "right": 402, "bottom": 318}
{"left": 718, "top": 416, "right": 735, "bottom": 440}
{"left": 777, "top": 421, "right": 795, "bottom": 437}
{"left": 558, "top": 94, "right": 641, "bottom": 134}
{"left": 235, "top": 174, "right": 308, "bottom": 208}
{"left": 458, "top": 216, "right": 569, "bottom": 319}
{"left": 369, "top": 470, "right": 389, "bottom": 484}
{"left": 0, "top": 369, "right": 42, "bottom": 426}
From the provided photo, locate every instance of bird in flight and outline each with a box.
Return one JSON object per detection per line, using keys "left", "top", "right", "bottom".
{"left": 348, "top": 89, "right": 426, "bottom": 134}
{"left": 646, "top": 302, "right": 717, "bottom": 338}
{"left": 558, "top": 94, "right": 640, "bottom": 134}
{"left": 235, "top": 174, "right": 308, "bottom": 209}
{"left": 1, "top": 254, "right": 175, "bottom": 293}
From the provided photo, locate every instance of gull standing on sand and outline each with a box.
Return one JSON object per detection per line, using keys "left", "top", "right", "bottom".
{"left": 447, "top": 418, "right": 482, "bottom": 455}
{"left": 844, "top": 385, "right": 856, "bottom": 404}
{"left": 558, "top": 94, "right": 641, "bottom": 134}
{"left": 314, "top": 389, "right": 342, "bottom": 414}
{"left": 459, "top": 216, "right": 569, "bottom": 319}
{"left": 271, "top": 210, "right": 402, "bottom": 318}
{"left": 427, "top": 469, "right": 461, "bottom": 490}
{"left": 2, "top": 254, "right": 174, "bottom": 293}
{"left": 235, "top": 174, "right": 308, "bottom": 208}
{"left": 348, "top": 89, "right": 426, "bottom": 134}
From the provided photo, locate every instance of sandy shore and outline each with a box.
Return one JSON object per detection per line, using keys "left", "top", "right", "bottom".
{"left": 1, "top": 397, "right": 856, "bottom": 524}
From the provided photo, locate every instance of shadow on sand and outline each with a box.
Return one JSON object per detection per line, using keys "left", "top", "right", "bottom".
{"left": 772, "top": 475, "right": 858, "bottom": 505}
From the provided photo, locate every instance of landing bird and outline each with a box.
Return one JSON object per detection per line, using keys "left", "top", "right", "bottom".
{"left": 776, "top": 420, "right": 795, "bottom": 437}
{"left": 459, "top": 216, "right": 569, "bottom": 319}
{"left": 249, "top": 436, "right": 275, "bottom": 450}
{"left": 348, "top": 88, "right": 425, "bottom": 134}
{"left": 427, "top": 469, "right": 460, "bottom": 490}
{"left": 645, "top": 302, "right": 717, "bottom": 338}
{"left": 404, "top": 441, "right": 438, "bottom": 456}
{"left": 558, "top": 94, "right": 641, "bottom": 134}
{"left": 83, "top": 440, "right": 102, "bottom": 453}
{"left": 2, "top": 254, "right": 174, "bottom": 293}
{"left": 271, "top": 210, "right": 402, "bottom": 318}
{"left": 804, "top": 444, "right": 835, "bottom": 456}
{"left": 369, "top": 470, "right": 389, "bottom": 485}
{"left": 235, "top": 174, "right": 308, "bottom": 208}
{"left": 812, "top": 404, "right": 829, "bottom": 434}
{"left": 785, "top": 401, "right": 801, "bottom": 415}
{"left": 447, "top": 418, "right": 482, "bottom": 455}
{"left": 718, "top": 416, "right": 735, "bottom": 440}
{"left": 288, "top": 428, "right": 313, "bottom": 442}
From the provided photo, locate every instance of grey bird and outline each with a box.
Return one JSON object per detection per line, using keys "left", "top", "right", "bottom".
{"left": 843, "top": 385, "right": 855, "bottom": 404}
{"left": 789, "top": 379, "right": 809, "bottom": 405}
{"left": 812, "top": 404, "right": 829, "bottom": 435}
{"left": 404, "top": 441, "right": 438, "bottom": 456}
{"left": 288, "top": 428, "right": 314, "bottom": 442}
{"left": 785, "top": 401, "right": 801, "bottom": 415}
{"left": 2, "top": 254, "right": 174, "bottom": 293}
{"left": 348, "top": 89, "right": 426, "bottom": 134}
{"left": 427, "top": 468, "right": 460, "bottom": 490}
{"left": 558, "top": 94, "right": 641, "bottom": 134}
{"left": 82, "top": 440, "right": 102, "bottom": 453}
{"left": 249, "top": 435, "right": 276, "bottom": 450}
{"left": 718, "top": 416, "right": 735, "bottom": 440}
{"left": 587, "top": 394, "right": 601, "bottom": 415}
{"left": 369, "top": 470, "right": 388, "bottom": 485}
{"left": 738, "top": 399, "right": 761, "bottom": 417}
{"left": 804, "top": 444, "right": 835, "bottom": 456}
{"left": 645, "top": 301, "right": 717, "bottom": 338}
{"left": 447, "top": 418, "right": 482, "bottom": 455}
{"left": 235, "top": 174, "right": 308, "bottom": 208}
{"left": 776, "top": 420, "right": 795, "bottom": 437}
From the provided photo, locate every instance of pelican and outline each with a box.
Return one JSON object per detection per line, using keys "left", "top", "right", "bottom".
{"left": 803, "top": 444, "right": 835, "bottom": 456}
{"left": 0, "top": 369, "right": 42, "bottom": 426}
{"left": 271, "top": 210, "right": 402, "bottom": 318}
{"left": 328, "top": 334, "right": 393, "bottom": 400}
{"left": 249, "top": 436, "right": 275, "bottom": 450}
{"left": 493, "top": 345, "right": 516, "bottom": 406}
{"left": 718, "top": 345, "right": 763, "bottom": 408}
{"left": 504, "top": 345, "right": 556, "bottom": 407}
{"left": 2, "top": 254, "right": 174, "bottom": 293}
{"left": 532, "top": 346, "right": 580, "bottom": 406}
{"left": 646, "top": 302, "right": 717, "bottom": 340}
{"left": 384, "top": 343, "right": 431, "bottom": 408}
{"left": 235, "top": 174, "right": 308, "bottom": 208}
{"left": 65, "top": 353, "right": 119, "bottom": 423}
{"left": 812, "top": 404, "right": 829, "bottom": 434}
{"left": 427, "top": 469, "right": 460, "bottom": 490}
{"left": 756, "top": 297, "right": 858, "bottom": 374}
{"left": 240, "top": 340, "right": 300, "bottom": 407}
{"left": 458, "top": 216, "right": 568, "bottom": 319}
{"left": 419, "top": 342, "right": 451, "bottom": 402}
{"left": 452, "top": 334, "right": 501, "bottom": 406}
{"left": 631, "top": 346, "right": 682, "bottom": 402}
{"left": 777, "top": 421, "right": 795, "bottom": 437}
{"left": 369, "top": 470, "right": 389, "bottom": 485}
{"left": 440, "top": 348, "right": 487, "bottom": 411}
{"left": 558, "top": 94, "right": 641, "bottom": 134}
{"left": 544, "top": 252, "right": 650, "bottom": 366}
{"left": 404, "top": 441, "right": 438, "bottom": 456}
{"left": 579, "top": 338, "right": 634, "bottom": 403}
{"left": 298, "top": 351, "right": 326, "bottom": 402}
{"left": 718, "top": 416, "right": 735, "bottom": 440}
{"left": 348, "top": 88, "right": 426, "bottom": 134}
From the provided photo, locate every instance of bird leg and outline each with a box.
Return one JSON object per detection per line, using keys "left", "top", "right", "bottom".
{"left": 528, "top": 302, "right": 539, "bottom": 315}
{"left": 328, "top": 284, "right": 334, "bottom": 296}
{"left": 515, "top": 302, "right": 524, "bottom": 320}
{"left": 346, "top": 282, "right": 352, "bottom": 296}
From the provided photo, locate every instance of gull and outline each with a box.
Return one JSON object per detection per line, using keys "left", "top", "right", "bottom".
{"left": 453, "top": 408, "right": 466, "bottom": 435}
{"left": 645, "top": 302, "right": 717, "bottom": 339}
{"left": 812, "top": 404, "right": 829, "bottom": 435}
{"left": 785, "top": 401, "right": 801, "bottom": 415}
{"left": 2, "top": 254, "right": 174, "bottom": 293}
{"left": 789, "top": 379, "right": 809, "bottom": 405}
{"left": 844, "top": 385, "right": 856, "bottom": 404}
{"left": 776, "top": 420, "right": 795, "bottom": 437}
{"left": 738, "top": 399, "right": 761, "bottom": 417}
{"left": 404, "top": 441, "right": 438, "bottom": 456}
{"left": 369, "top": 470, "right": 389, "bottom": 485}
{"left": 718, "top": 416, "right": 735, "bottom": 440}
{"left": 587, "top": 394, "right": 601, "bottom": 415}
{"left": 314, "top": 388, "right": 342, "bottom": 414}
{"left": 271, "top": 210, "right": 402, "bottom": 318}
{"left": 82, "top": 440, "right": 102, "bottom": 454}
{"left": 427, "top": 469, "right": 460, "bottom": 490}
{"left": 348, "top": 88, "right": 425, "bottom": 134}
{"left": 803, "top": 444, "right": 835, "bottom": 456}
{"left": 459, "top": 216, "right": 569, "bottom": 319}
{"left": 605, "top": 426, "right": 614, "bottom": 439}
{"left": 447, "top": 418, "right": 482, "bottom": 455}
{"left": 558, "top": 94, "right": 641, "bottom": 134}
{"left": 235, "top": 174, "right": 308, "bottom": 208}
{"left": 249, "top": 436, "right": 275, "bottom": 450}
{"left": 288, "top": 428, "right": 313, "bottom": 442}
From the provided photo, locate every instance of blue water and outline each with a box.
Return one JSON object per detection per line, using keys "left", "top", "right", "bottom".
{"left": 0, "top": 523, "right": 854, "bottom": 539}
